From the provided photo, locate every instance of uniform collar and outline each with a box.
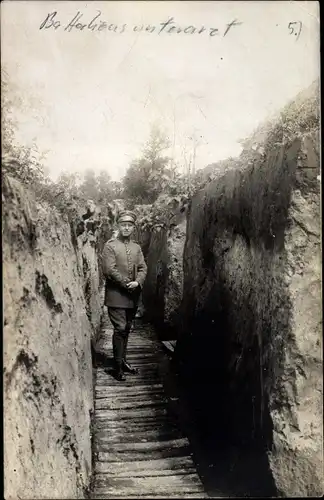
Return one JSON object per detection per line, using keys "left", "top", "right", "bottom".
{"left": 117, "top": 234, "right": 131, "bottom": 244}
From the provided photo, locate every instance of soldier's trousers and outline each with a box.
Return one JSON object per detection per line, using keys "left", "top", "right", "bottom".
{"left": 107, "top": 307, "right": 137, "bottom": 370}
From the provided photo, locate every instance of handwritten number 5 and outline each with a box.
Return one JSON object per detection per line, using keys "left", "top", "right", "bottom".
{"left": 288, "top": 21, "right": 302, "bottom": 40}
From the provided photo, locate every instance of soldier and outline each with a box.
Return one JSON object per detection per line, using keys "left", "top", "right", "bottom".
{"left": 102, "top": 210, "right": 147, "bottom": 381}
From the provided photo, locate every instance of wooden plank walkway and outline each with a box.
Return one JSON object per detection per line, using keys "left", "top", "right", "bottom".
{"left": 92, "top": 313, "right": 207, "bottom": 499}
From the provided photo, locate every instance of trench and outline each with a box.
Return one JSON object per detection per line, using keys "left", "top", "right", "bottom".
{"left": 133, "top": 237, "right": 279, "bottom": 495}
{"left": 126, "top": 129, "right": 321, "bottom": 497}
{"left": 92, "top": 248, "right": 279, "bottom": 498}
{"left": 4, "top": 81, "right": 321, "bottom": 499}
{"left": 91, "top": 303, "right": 277, "bottom": 498}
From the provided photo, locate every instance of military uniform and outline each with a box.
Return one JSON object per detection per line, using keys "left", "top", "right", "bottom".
{"left": 102, "top": 228, "right": 147, "bottom": 374}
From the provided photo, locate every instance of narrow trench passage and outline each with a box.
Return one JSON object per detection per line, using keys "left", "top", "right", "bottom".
{"left": 91, "top": 311, "right": 208, "bottom": 499}
{"left": 92, "top": 307, "right": 278, "bottom": 498}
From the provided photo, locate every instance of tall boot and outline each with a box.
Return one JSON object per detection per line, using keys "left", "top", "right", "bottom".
{"left": 112, "top": 330, "right": 126, "bottom": 381}
{"left": 122, "top": 330, "right": 138, "bottom": 374}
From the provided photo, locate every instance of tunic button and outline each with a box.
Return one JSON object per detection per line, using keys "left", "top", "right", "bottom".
{"left": 124, "top": 242, "right": 132, "bottom": 277}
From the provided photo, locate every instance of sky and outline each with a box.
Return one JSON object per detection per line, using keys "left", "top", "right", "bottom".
{"left": 1, "top": 1, "right": 320, "bottom": 181}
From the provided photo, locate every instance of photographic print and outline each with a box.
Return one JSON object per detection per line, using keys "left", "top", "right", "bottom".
{"left": 2, "top": 1, "right": 322, "bottom": 498}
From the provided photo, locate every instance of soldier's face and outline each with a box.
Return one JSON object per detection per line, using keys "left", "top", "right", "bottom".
{"left": 118, "top": 221, "right": 135, "bottom": 238}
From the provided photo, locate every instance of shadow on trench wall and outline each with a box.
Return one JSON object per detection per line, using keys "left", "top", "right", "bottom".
{"left": 140, "top": 222, "right": 188, "bottom": 341}
{"left": 174, "top": 291, "right": 278, "bottom": 497}
{"left": 141, "top": 227, "right": 169, "bottom": 336}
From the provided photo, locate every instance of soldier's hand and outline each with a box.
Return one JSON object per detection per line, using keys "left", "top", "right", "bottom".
{"left": 126, "top": 281, "right": 139, "bottom": 290}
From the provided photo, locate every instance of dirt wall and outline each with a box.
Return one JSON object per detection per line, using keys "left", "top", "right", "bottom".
{"left": 175, "top": 132, "right": 322, "bottom": 496}
{"left": 164, "top": 219, "right": 187, "bottom": 331}
{"left": 142, "top": 226, "right": 168, "bottom": 332}
{"left": 141, "top": 218, "right": 187, "bottom": 338}
{"left": 140, "top": 195, "right": 189, "bottom": 338}
{"left": 3, "top": 175, "right": 102, "bottom": 499}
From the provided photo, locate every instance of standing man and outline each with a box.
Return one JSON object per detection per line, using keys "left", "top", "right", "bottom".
{"left": 102, "top": 211, "right": 147, "bottom": 381}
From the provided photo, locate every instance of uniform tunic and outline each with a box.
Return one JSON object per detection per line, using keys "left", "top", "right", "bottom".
{"left": 102, "top": 237, "right": 147, "bottom": 309}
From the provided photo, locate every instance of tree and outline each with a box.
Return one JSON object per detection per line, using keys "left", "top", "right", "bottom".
{"left": 110, "top": 181, "right": 124, "bottom": 199}
{"left": 55, "top": 172, "right": 81, "bottom": 197}
{"left": 123, "top": 124, "right": 172, "bottom": 204}
{"left": 97, "top": 169, "right": 113, "bottom": 204}
{"left": 1, "top": 68, "right": 47, "bottom": 184}
{"left": 142, "top": 124, "right": 170, "bottom": 163}
{"left": 79, "top": 168, "right": 99, "bottom": 201}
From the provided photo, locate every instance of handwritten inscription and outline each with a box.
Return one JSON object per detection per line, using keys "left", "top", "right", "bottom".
{"left": 39, "top": 11, "right": 242, "bottom": 37}
{"left": 39, "top": 11, "right": 303, "bottom": 41}
{"left": 288, "top": 21, "right": 302, "bottom": 40}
